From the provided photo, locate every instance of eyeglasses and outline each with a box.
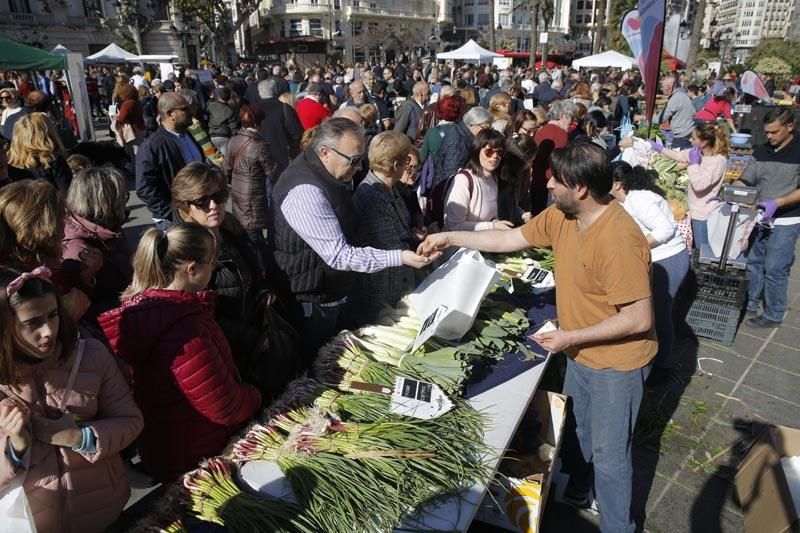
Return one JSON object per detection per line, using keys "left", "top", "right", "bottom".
{"left": 405, "top": 163, "right": 420, "bottom": 172}
{"left": 326, "top": 145, "right": 364, "bottom": 167}
{"left": 483, "top": 147, "right": 505, "bottom": 158}
{"left": 471, "top": 122, "right": 492, "bottom": 131}
{"left": 0, "top": 96, "right": 11, "bottom": 101}
{"left": 189, "top": 190, "right": 228, "bottom": 211}
{"left": 518, "top": 126, "right": 536, "bottom": 136}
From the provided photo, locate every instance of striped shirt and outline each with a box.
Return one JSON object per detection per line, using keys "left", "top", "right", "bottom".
{"left": 281, "top": 184, "right": 403, "bottom": 272}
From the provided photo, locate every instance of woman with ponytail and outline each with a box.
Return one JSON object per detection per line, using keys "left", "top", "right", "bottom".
{"left": 648, "top": 123, "right": 729, "bottom": 248}
{"left": 98, "top": 223, "right": 261, "bottom": 482}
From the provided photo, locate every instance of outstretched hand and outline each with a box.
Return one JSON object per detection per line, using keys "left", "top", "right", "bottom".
{"left": 402, "top": 249, "right": 442, "bottom": 269}
{"left": 416, "top": 233, "right": 453, "bottom": 257}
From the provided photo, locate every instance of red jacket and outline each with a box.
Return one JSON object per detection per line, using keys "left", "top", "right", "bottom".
{"left": 295, "top": 96, "right": 331, "bottom": 130}
{"left": 98, "top": 289, "right": 260, "bottom": 482}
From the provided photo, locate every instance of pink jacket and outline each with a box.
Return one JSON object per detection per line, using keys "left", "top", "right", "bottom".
{"left": 677, "top": 152, "right": 726, "bottom": 221}
{"left": 0, "top": 338, "right": 143, "bottom": 533}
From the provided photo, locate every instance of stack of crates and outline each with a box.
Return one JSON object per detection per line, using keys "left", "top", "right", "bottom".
{"left": 685, "top": 256, "right": 748, "bottom": 345}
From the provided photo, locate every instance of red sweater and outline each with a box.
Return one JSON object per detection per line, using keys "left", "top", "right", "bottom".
{"left": 295, "top": 96, "right": 331, "bottom": 130}
{"left": 99, "top": 289, "right": 260, "bottom": 482}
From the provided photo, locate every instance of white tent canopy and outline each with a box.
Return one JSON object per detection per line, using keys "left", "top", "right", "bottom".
{"left": 572, "top": 51, "right": 638, "bottom": 71}
{"left": 86, "top": 43, "right": 139, "bottom": 64}
{"left": 51, "top": 44, "right": 71, "bottom": 55}
{"left": 436, "top": 39, "right": 503, "bottom": 64}
{"left": 128, "top": 54, "right": 179, "bottom": 63}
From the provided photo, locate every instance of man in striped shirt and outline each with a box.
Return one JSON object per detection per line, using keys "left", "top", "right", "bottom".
{"left": 272, "top": 117, "right": 438, "bottom": 360}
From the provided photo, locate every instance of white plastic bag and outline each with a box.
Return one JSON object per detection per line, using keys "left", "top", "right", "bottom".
{"left": 707, "top": 203, "right": 758, "bottom": 259}
{"left": 0, "top": 452, "right": 36, "bottom": 533}
{"left": 408, "top": 248, "right": 500, "bottom": 340}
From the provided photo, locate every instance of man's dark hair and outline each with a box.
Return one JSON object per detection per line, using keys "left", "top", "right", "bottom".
{"left": 550, "top": 141, "right": 612, "bottom": 199}
{"left": 687, "top": 84, "right": 700, "bottom": 94}
{"left": 256, "top": 68, "right": 269, "bottom": 81}
{"left": 764, "top": 107, "right": 794, "bottom": 127}
{"left": 372, "top": 79, "right": 387, "bottom": 95}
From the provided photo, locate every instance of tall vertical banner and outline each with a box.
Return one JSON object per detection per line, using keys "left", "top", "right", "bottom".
{"left": 637, "top": 0, "right": 666, "bottom": 124}
{"left": 621, "top": 10, "right": 643, "bottom": 68}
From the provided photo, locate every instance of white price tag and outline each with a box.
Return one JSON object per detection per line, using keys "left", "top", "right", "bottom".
{"left": 522, "top": 267, "right": 555, "bottom": 294}
{"left": 411, "top": 305, "right": 449, "bottom": 353}
{"left": 389, "top": 377, "right": 453, "bottom": 420}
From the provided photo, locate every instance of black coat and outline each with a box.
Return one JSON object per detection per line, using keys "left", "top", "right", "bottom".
{"left": 135, "top": 126, "right": 201, "bottom": 221}
{"left": 256, "top": 98, "right": 303, "bottom": 182}
{"left": 7, "top": 153, "right": 72, "bottom": 194}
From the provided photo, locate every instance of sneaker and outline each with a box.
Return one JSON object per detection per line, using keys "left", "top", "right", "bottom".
{"left": 744, "top": 309, "right": 759, "bottom": 320}
{"left": 745, "top": 315, "right": 782, "bottom": 329}
{"left": 562, "top": 488, "right": 591, "bottom": 510}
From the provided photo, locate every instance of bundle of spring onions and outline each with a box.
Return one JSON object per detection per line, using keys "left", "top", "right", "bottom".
{"left": 232, "top": 384, "right": 491, "bottom": 533}
{"left": 182, "top": 457, "right": 318, "bottom": 532}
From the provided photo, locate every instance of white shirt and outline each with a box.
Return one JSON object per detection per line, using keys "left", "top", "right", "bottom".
{"left": 622, "top": 189, "right": 687, "bottom": 262}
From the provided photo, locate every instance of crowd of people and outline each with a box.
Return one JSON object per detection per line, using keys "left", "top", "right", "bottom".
{"left": 0, "top": 56, "right": 797, "bottom": 532}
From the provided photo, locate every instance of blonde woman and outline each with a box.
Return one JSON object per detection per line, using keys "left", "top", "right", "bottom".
{"left": 6, "top": 112, "right": 72, "bottom": 193}
{"left": 649, "top": 123, "right": 729, "bottom": 248}
{"left": 489, "top": 92, "right": 512, "bottom": 133}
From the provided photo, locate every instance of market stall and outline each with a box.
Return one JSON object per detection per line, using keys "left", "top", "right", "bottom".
{"left": 85, "top": 42, "right": 139, "bottom": 64}
{"left": 132, "top": 249, "right": 562, "bottom": 532}
{"left": 572, "top": 50, "right": 638, "bottom": 71}
{"left": 436, "top": 39, "right": 504, "bottom": 64}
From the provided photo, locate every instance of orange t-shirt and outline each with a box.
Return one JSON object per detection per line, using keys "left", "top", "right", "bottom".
{"left": 521, "top": 202, "right": 658, "bottom": 371}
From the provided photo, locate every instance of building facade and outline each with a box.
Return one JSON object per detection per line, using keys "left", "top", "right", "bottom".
{"left": 711, "top": 0, "right": 797, "bottom": 63}
{"left": 245, "top": 0, "right": 439, "bottom": 63}
{"left": 0, "top": 0, "right": 201, "bottom": 65}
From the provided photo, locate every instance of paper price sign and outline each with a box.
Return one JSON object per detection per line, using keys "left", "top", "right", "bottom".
{"left": 389, "top": 377, "right": 454, "bottom": 420}
{"left": 411, "top": 305, "right": 449, "bottom": 353}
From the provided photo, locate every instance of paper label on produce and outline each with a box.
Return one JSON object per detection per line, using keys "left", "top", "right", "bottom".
{"left": 389, "top": 377, "right": 453, "bottom": 419}
{"left": 411, "top": 305, "right": 449, "bottom": 353}
{"left": 522, "top": 266, "right": 550, "bottom": 284}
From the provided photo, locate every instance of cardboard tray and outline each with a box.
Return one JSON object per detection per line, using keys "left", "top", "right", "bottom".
{"left": 735, "top": 424, "right": 800, "bottom": 533}
{"left": 473, "top": 390, "right": 568, "bottom": 533}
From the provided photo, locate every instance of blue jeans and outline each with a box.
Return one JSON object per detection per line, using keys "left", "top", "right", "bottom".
{"left": 671, "top": 136, "right": 692, "bottom": 150}
{"left": 691, "top": 219, "right": 709, "bottom": 249}
{"left": 746, "top": 223, "right": 800, "bottom": 322}
{"left": 562, "top": 357, "right": 650, "bottom": 533}
{"left": 653, "top": 250, "right": 690, "bottom": 368}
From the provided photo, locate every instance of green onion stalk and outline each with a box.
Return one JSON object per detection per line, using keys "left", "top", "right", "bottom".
{"left": 182, "top": 457, "right": 317, "bottom": 532}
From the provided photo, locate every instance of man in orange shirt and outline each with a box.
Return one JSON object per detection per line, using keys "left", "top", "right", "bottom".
{"left": 418, "top": 142, "right": 656, "bottom": 533}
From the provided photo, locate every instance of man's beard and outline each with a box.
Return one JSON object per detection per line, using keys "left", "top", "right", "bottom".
{"left": 554, "top": 198, "right": 579, "bottom": 219}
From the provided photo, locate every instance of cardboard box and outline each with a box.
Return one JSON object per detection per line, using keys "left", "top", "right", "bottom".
{"left": 735, "top": 424, "right": 800, "bottom": 533}
{"left": 473, "top": 390, "right": 567, "bottom": 533}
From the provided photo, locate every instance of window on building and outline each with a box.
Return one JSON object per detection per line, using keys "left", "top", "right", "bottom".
{"left": 334, "top": 0, "right": 341, "bottom": 7}
{"left": 84, "top": 0, "right": 106, "bottom": 17}
{"left": 8, "top": 0, "right": 31, "bottom": 13}
{"left": 478, "top": 13, "right": 489, "bottom": 25}
{"left": 499, "top": 13, "right": 509, "bottom": 25}
{"left": 479, "top": 0, "right": 488, "bottom": 4}
{"left": 352, "top": 0, "right": 360, "bottom": 6}
{"left": 310, "top": 0, "right": 319, "bottom": 4}
{"left": 465, "top": 13, "right": 474, "bottom": 25}
{"left": 369, "top": 2, "right": 377, "bottom": 7}
{"left": 353, "top": 20, "right": 363, "bottom": 34}
{"left": 500, "top": 0, "right": 511, "bottom": 5}
{"left": 465, "top": 0, "right": 474, "bottom": 5}
{"left": 310, "top": 18, "right": 323, "bottom": 35}
{"left": 577, "top": 0, "right": 584, "bottom": 9}
{"left": 290, "top": 19, "right": 303, "bottom": 36}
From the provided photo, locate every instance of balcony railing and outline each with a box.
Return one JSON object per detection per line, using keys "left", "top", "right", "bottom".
{"left": 10, "top": 12, "right": 36, "bottom": 25}
{"left": 349, "top": 5, "right": 436, "bottom": 18}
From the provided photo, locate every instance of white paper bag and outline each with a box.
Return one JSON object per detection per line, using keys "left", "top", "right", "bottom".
{"left": 408, "top": 248, "right": 499, "bottom": 340}
{"left": 0, "top": 455, "right": 37, "bottom": 533}
{"left": 707, "top": 203, "right": 758, "bottom": 259}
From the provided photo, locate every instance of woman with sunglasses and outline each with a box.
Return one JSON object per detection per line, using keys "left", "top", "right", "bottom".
{"left": 504, "top": 109, "right": 539, "bottom": 140}
{"left": 0, "top": 88, "right": 24, "bottom": 141}
{"left": 171, "top": 163, "right": 301, "bottom": 397}
{"left": 443, "top": 128, "right": 514, "bottom": 232}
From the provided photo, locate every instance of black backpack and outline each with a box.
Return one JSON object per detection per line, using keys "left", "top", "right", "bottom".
{"left": 426, "top": 169, "right": 474, "bottom": 228}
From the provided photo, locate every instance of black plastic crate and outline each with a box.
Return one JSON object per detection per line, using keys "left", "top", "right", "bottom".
{"left": 685, "top": 300, "right": 742, "bottom": 345}
{"left": 690, "top": 252, "right": 748, "bottom": 307}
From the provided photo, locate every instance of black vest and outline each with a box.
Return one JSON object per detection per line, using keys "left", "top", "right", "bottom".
{"left": 272, "top": 151, "right": 358, "bottom": 303}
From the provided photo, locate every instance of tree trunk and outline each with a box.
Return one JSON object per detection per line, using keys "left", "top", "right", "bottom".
{"left": 684, "top": 0, "right": 706, "bottom": 79}
{"left": 593, "top": 0, "right": 606, "bottom": 54}
{"left": 529, "top": 0, "right": 539, "bottom": 68}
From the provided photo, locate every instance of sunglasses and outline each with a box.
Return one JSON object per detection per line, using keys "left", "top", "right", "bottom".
{"left": 483, "top": 147, "right": 505, "bottom": 158}
{"left": 0, "top": 96, "right": 11, "bottom": 101}
{"left": 327, "top": 145, "right": 364, "bottom": 167}
{"left": 189, "top": 190, "right": 228, "bottom": 210}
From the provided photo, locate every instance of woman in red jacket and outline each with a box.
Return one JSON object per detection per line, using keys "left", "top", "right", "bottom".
{"left": 99, "top": 223, "right": 261, "bottom": 482}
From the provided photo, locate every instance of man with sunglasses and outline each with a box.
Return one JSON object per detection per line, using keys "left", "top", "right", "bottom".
{"left": 136, "top": 92, "right": 204, "bottom": 230}
{"left": 272, "top": 118, "right": 439, "bottom": 362}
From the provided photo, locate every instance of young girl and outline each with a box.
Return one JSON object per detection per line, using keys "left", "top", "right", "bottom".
{"left": 99, "top": 223, "right": 261, "bottom": 482}
{"left": 0, "top": 266, "right": 143, "bottom": 533}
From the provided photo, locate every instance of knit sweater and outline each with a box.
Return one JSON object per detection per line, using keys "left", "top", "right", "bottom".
{"left": 675, "top": 151, "right": 726, "bottom": 221}
{"left": 443, "top": 169, "right": 499, "bottom": 231}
